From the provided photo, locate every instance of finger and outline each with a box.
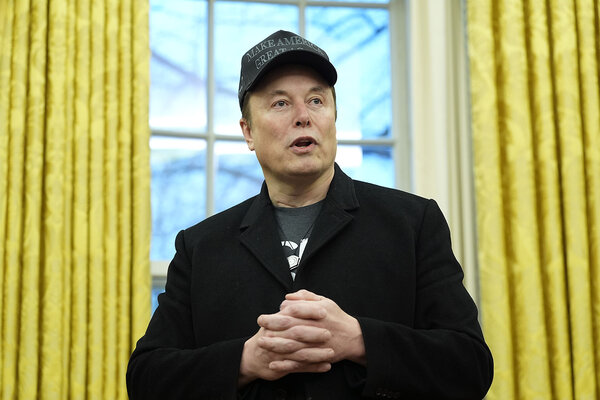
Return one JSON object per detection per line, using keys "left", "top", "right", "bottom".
{"left": 257, "top": 314, "right": 294, "bottom": 331}
{"left": 261, "top": 326, "right": 331, "bottom": 346}
{"left": 257, "top": 330, "right": 331, "bottom": 354}
{"left": 258, "top": 312, "right": 326, "bottom": 331}
{"left": 257, "top": 336, "right": 306, "bottom": 354}
{"left": 272, "top": 347, "right": 334, "bottom": 364}
{"left": 269, "top": 360, "right": 332, "bottom": 373}
{"left": 285, "top": 289, "right": 323, "bottom": 301}
{"left": 279, "top": 300, "right": 327, "bottom": 319}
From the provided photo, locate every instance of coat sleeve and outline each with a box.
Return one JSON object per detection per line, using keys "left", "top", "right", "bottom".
{"left": 357, "top": 199, "right": 493, "bottom": 399}
{"left": 126, "top": 230, "right": 247, "bottom": 400}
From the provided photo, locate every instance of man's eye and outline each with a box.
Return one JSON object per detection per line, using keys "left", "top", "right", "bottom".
{"left": 274, "top": 100, "right": 286, "bottom": 107}
{"left": 310, "top": 98, "right": 323, "bottom": 105}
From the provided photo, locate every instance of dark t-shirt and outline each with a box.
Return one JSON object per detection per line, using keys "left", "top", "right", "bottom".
{"left": 274, "top": 201, "right": 323, "bottom": 279}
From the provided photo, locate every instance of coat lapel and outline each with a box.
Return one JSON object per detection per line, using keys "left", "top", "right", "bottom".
{"left": 239, "top": 184, "right": 293, "bottom": 291}
{"left": 299, "top": 201, "right": 353, "bottom": 265}
{"left": 238, "top": 165, "right": 359, "bottom": 290}
{"left": 300, "top": 164, "right": 359, "bottom": 266}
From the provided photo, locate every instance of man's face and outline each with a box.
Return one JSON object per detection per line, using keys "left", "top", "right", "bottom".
{"left": 240, "top": 65, "right": 337, "bottom": 185}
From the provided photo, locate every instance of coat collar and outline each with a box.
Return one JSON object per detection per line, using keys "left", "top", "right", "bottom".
{"left": 240, "top": 163, "right": 359, "bottom": 229}
{"left": 239, "top": 164, "right": 359, "bottom": 290}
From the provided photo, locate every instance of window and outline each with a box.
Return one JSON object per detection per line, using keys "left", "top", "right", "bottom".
{"left": 149, "top": 0, "right": 407, "bottom": 309}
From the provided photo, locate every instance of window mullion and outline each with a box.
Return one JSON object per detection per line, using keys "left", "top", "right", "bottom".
{"left": 298, "top": 0, "right": 306, "bottom": 34}
{"left": 207, "top": 0, "right": 216, "bottom": 217}
{"left": 390, "top": 0, "right": 410, "bottom": 191}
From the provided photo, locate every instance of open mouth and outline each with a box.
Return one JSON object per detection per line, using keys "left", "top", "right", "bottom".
{"left": 292, "top": 137, "right": 315, "bottom": 148}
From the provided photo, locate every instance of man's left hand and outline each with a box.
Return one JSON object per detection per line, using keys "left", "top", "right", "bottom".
{"left": 256, "top": 289, "right": 367, "bottom": 373}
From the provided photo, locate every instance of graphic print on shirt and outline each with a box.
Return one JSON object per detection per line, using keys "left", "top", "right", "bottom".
{"left": 281, "top": 237, "right": 309, "bottom": 278}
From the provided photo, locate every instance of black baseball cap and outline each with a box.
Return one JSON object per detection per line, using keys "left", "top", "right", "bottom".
{"left": 238, "top": 30, "right": 337, "bottom": 110}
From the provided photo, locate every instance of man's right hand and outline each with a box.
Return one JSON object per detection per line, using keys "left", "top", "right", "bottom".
{"left": 238, "top": 310, "right": 334, "bottom": 386}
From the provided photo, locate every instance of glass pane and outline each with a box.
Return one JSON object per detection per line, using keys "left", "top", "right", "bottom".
{"left": 214, "top": 2, "right": 298, "bottom": 135}
{"left": 150, "top": 0, "right": 207, "bottom": 131}
{"left": 336, "top": 145, "right": 394, "bottom": 187}
{"left": 309, "top": 0, "right": 388, "bottom": 2}
{"left": 214, "top": 141, "right": 264, "bottom": 213}
{"left": 151, "top": 136, "right": 207, "bottom": 260}
{"left": 306, "top": 7, "right": 391, "bottom": 140}
{"left": 151, "top": 276, "right": 167, "bottom": 314}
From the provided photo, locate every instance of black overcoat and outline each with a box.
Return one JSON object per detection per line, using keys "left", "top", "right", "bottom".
{"left": 127, "top": 165, "right": 493, "bottom": 399}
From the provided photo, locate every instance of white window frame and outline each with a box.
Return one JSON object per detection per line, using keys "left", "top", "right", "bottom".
{"left": 150, "top": 0, "right": 411, "bottom": 276}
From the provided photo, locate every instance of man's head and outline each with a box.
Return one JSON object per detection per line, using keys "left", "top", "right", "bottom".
{"left": 238, "top": 30, "right": 337, "bottom": 112}
{"left": 238, "top": 31, "right": 338, "bottom": 187}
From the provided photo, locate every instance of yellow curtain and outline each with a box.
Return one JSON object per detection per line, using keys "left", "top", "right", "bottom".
{"left": 466, "top": 0, "right": 599, "bottom": 399}
{"left": 0, "top": 0, "right": 151, "bottom": 399}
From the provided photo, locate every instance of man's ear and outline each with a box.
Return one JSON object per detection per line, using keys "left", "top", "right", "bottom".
{"left": 239, "top": 118, "right": 255, "bottom": 151}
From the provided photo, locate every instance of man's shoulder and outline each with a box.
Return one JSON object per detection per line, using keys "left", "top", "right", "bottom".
{"left": 331, "top": 164, "right": 428, "bottom": 211}
{"left": 349, "top": 178, "right": 443, "bottom": 226}
{"left": 181, "top": 195, "right": 258, "bottom": 241}
{"left": 348, "top": 179, "right": 447, "bottom": 236}
{"left": 352, "top": 179, "right": 429, "bottom": 208}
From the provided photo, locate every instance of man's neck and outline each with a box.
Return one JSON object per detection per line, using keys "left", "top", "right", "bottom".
{"left": 265, "top": 167, "right": 335, "bottom": 208}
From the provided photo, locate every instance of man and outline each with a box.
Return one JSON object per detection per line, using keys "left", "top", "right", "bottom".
{"left": 127, "top": 30, "right": 493, "bottom": 399}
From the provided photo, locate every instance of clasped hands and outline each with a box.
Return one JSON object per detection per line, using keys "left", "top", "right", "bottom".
{"left": 239, "top": 289, "right": 366, "bottom": 386}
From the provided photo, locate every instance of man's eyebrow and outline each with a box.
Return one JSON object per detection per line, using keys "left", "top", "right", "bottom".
{"left": 268, "top": 86, "right": 326, "bottom": 96}
{"left": 268, "top": 89, "right": 289, "bottom": 97}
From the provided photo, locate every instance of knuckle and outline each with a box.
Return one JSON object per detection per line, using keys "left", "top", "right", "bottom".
{"left": 263, "top": 329, "right": 275, "bottom": 337}
{"left": 283, "top": 341, "right": 297, "bottom": 353}
{"left": 286, "top": 303, "right": 300, "bottom": 315}
{"left": 262, "top": 339, "right": 276, "bottom": 350}
{"left": 279, "top": 300, "right": 290, "bottom": 309}
{"left": 288, "top": 325, "right": 304, "bottom": 339}
{"left": 296, "top": 350, "right": 311, "bottom": 362}
{"left": 273, "top": 316, "right": 291, "bottom": 329}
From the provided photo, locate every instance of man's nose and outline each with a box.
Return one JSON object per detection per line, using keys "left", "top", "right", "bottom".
{"left": 294, "top": 104, "right": 311, "bottom": 127}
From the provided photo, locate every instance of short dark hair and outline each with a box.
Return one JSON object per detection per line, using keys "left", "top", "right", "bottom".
{"left": 241, "top": 85, "right": 337, "bottom": 128}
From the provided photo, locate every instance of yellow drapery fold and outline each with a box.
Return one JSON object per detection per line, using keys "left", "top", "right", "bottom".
{"left": 0, "top": 0, "right": 151, "bottom": 398}
{"left": 466, "top": 0, "right": 600, "bottom": 399}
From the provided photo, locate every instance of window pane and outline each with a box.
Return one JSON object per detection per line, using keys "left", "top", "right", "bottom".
{"left": 214, "top": 2, "right": 298, "bottom": 135}
{"left": 309, "top": 0, "right": 388, "bottom": 2}
{"left": 151, "top": 136, "right": 207, "bottom": 260}
{"left": 150, "top": 0, "right": 207, "bottom": 131}
{"left": 214, "top": 141, "right": 264, "bottom": 213}
{"left": 306, "top": 7, "right": 391, "bottom": 140}
{"left": 336, "top": 145, "right": 394, "bottom": 187}
{"left": 151, "top": 276, "right": 167, "bottom": 314}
